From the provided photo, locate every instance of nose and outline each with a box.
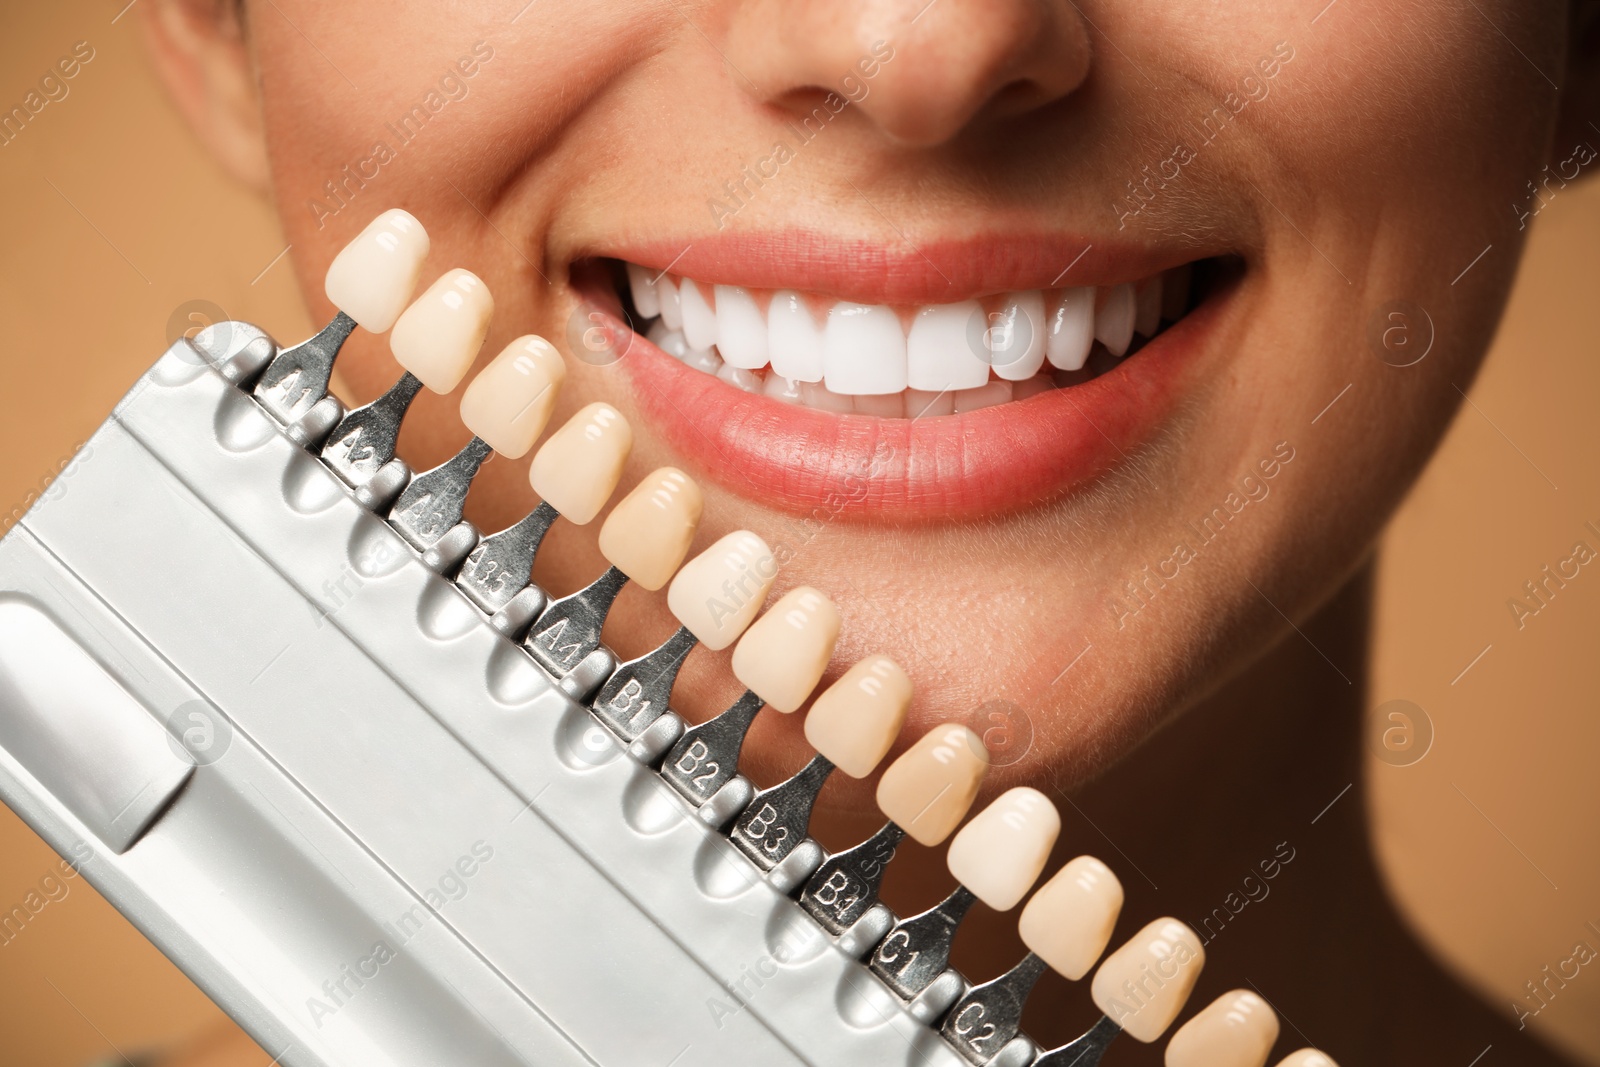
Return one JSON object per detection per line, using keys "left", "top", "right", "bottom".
{"left": 727, "top": 0, "right": 1092, "bottom": 148}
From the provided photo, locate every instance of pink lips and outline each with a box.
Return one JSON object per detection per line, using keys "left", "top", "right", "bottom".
{"left": 599, "top": 291, "right": 1224, "bottom": 522}
{"left": 569, "top": 229, "right": 1235, "bottom": 521}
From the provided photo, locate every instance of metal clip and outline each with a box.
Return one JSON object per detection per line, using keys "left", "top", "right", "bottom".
{"left": 253, "top": 312, "right": 356, "bottom": 425}
{"left": 869, "top": 885, "right": 977, "bottom": 999}
{"left": 321, "top": 372, "right": 423, "bottom": 489}
{"left": 729, "top": 754, "right": 834, "bottom": 870}
{"left": 659, "top": 690, "right": 764, "bottom": 805}
{"left": 390, "top": 437, "right": 493, "bottom": 550}
{"left": 525, "top": 566, "right": 630, "bottom": 677}
{"left": 456, "top": 501, "right": 559, "bottom": 614}
{"left": 799, "top": 821, "right": 905, "bottom": 935}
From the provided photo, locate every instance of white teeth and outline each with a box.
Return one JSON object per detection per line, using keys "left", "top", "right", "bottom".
{"left": 1134, "top": 276, "right": 1162, "bottom": 338}
{"left": 717, "top": 362, "right": 762, "bottom": 393}
{"left": 626, "top": 262, "right": 661, "bottom": 319}
{"left": 714, "top": 285, "right": 769, "bottom": 369}
{"left": 954, "top": 380, "right": 1012, "bottom": 413}
{"left": 768, "top": 290, "right": 825, "bottom": 382}
{"left": 1046, "top": 287, "right": 1095, "bottom": 371}
{"left": 824, "top": 303, "right": 908, "bottom": 395}
{"left": 647, "top": 320, "right": 689, "bottom": 359}
{"left": 907, "top": 389, "right": 954, "bottom": 418}
{"left": 988, "top": 289, "right": 1047, "bottom": 382}
{"left": 658, "top": 276, "right": 684, "bottom": 330}
{"left": 628, "top": 260, "right": 1196, "bottom": 415}
{"left": 681, "top": 345, "right": 721, "bottom": 376}
{"left": 764, "top": 374, "right": 805, "bottom": 404}
{"left": 907, "top": 301, "right": 990, "bottom": 392}
{"left": 680, "top": 277, "right": 718, "bottom": 351}
{"left": 1095, "top": 282, "right": 1136, "bottom": 357}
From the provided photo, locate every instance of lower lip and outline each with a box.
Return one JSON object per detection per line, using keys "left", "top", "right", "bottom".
{"left": 605, "top": 292, "right": 1226, "bottom": 522}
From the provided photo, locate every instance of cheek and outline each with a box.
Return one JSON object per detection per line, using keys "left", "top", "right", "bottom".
{"left": 1265, "top": 1, "right": 1561, "bottom": 219}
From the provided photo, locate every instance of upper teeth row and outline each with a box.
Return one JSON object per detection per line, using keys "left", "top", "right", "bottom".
{"left": 626, "top": 263, "right": 1185, "bottom": 397}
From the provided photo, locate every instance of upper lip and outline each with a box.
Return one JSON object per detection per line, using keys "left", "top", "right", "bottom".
{"left": 582, "top": 230, "right": 1221, "bottom": 306}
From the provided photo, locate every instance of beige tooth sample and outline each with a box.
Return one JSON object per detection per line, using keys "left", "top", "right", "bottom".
{"left": 597, "top": 468, "right": 703, "bottom": 591}
{"left": 324, "top": 208, "right": 430, "bottom": 332}
{"left": 876, "top": 723, "right": 988, "bottom": 846}
{"left": 460, "top": 335, "right": 567, "bottom": 457}
{"left": 1090, "top": 918, "right": 1205, "bottom": 1042}
{"left": 804, "top": 655, "right": 911, "bottom": 778}
{"left": 945, "top": 787, "right": 1060, "bottom": 910}
{"left": 666, "top": 530, "right": 778, "bottom": 650}
{"left": 390, "top": 268, "right": 494, "bottom": 393}
{"left": 527, "top": 403, "right": 632, "bottom": 523}
{"left": 730, "top": 586, "right": 841, "bottom": 712}
{"left": 1165, "top": 990, "right": 1279, "bottom": 1067}
{"left": 1019, "top": 855, "right": 1124, "bottom": 980}
{"left": 1272, "top": 1052, "right": 1339, "bottom": 1067}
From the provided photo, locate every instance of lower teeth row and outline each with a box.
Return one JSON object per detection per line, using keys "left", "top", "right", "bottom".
{"left": 646, "top": 319, "right": 1139, "bottom": 418}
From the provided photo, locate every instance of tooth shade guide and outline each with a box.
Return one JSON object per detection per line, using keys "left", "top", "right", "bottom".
{"left": 1163, "top": 990, "right": 1279, "bottom": 1067}
{"left": 665, "top": 530, "right": 779, "bottom": 650}
{"left": 597, "top": 467, "right": 703, "bottom": 592}
{"left": 323, "top": 207, "right": 430, "bottom": 333}
{"left": 868, "top": 884, "right": 977, "bottom": 998}
{"left": 527, "top": 402, "right": 632, "bottom": 524}
{"left": 459, "top": 334, "right": 567, "bottom": 458}
{"left": 940, "top": 951, "right": 1051, "bottom": 1062}
{"left": 1089, "top": 918, "right": 1206, "bottom": 1042}
{"left": 730, "top": 586, "right": 841, "bottom": 713}
{"left": 318, "top": 371, "right": 424, "bottom": 487}
{"left": 943, "top": 786, "right": 1060, "bottom": 911}
{"left": 389, "top": 268, "right": 495, "bottom": 394}
{"left": 1272, "top": 1051, "right": 1339, "bottom": 1067}
{"left": 875, "top": 723, "right": 988, "bottom": 846}
{"left": 1018, "top": 855, "right": 1124, "bottom": 981}
{"left": 803, "top": 655, "right": 911, "bottom": 778}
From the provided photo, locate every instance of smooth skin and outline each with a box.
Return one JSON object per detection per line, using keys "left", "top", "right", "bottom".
{"left": 143, "top": 2, "right": 1600, "bottom": 1063}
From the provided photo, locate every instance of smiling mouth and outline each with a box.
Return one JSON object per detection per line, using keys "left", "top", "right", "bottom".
{"left": 568, "top": 239, "right": 1240, "bottom": 520}
{"left": 601, "top": 259, "right": 1216, "bottom": 417}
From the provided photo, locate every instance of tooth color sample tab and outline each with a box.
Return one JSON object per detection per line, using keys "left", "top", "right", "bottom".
{"left": 803, "top": 655, "right": 911, "bottom": 778}
{"left": 1091, "top": 918, "right": 1205, "bottom": 1042}
{"left": 1018, "top": 855, "right": 1124, "bottom": 981}
{"left": 876, "top": 724, "right": 988, "bottom": 846}
{"left": 1272, "top": 1053, "right": 1340, "bottom": 1067}
{"left": 324, "top": 208, "right": 429, "bottom": 332}
{"left": 460, "top": 335, "right": 567, "bottom": 458}
{"left": 666, "top": 531, "right": 778, "bottom": 650}
{"left": 598, "top": 468, "right": 703, "bottom": 592}
{"left": 731, "top": 586, "right": 841, "bottom": 712}
{"left": 390, "top": 268, "right": 494, "bottom": 393}
{"left": 945, "top": 787, "right": 1060, "bottom": 911}
{"left": 1164, "top": 990, "right": 1280, "bottom": 1067}
{"left": 527, "top": 403, "right": 632, "bottom": 524}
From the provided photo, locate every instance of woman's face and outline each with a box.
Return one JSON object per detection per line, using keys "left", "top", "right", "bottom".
{"left": 229, "top": 1, "right": 1566, "bottom": 795}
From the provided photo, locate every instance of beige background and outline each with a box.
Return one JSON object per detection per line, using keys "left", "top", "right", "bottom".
{"left": 0, "top": 3, "right": 1596, "bottom": 1064}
